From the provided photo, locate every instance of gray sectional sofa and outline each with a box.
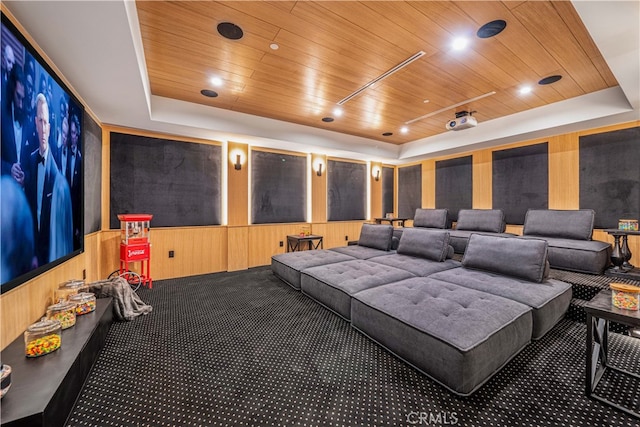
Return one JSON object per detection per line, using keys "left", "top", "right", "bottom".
{"left": 301, "top": 228, "right": 461, "bottom": 319}
{"left": 520, "top": 209, "right": 611, "bottom": 274}
{"left": 271, "top": 224, "right": 396, "bottom": 290}
{"left": 411, "top": 208, "right": 516, "bottom": 253}
{"left": 412, "top": 207, "right": 612, "bottom": 275}
{"left": 330, "top": 223, "right": 396, "bottom": 259}
{"left": 271, "top": 223, "right": 572, "bottom": 396}
{"left": 446, "top": 209, "right": 516, "bottom": 253}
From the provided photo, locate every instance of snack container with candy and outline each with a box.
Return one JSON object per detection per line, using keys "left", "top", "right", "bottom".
{"left": 24, "top": 317, "right": 62, "bottom": 357}
{"left": 46, "top": 300, "right": 77, "bottom": 329}
{"left": 1, "top": 364, "right": 11, "bottom": 398}
{"left": 69, "top": 292, "right": 96, "bottom": 315}
{"left": 54, "top": 279, "right": 87, "bottom": 301}
{"left": 610, "top": 282, "right": 640, "bottom": 311}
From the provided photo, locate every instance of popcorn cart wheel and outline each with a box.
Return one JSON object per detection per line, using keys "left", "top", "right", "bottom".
{"left": 108, "top": 269, "right": 143, "bottom": 292}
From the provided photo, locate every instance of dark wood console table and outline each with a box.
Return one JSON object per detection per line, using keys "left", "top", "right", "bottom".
{"left": 0, "top": 298, "right": 113, "bottom": 427}
{"left": 604, "top": 229, "right": 640, "bottom": 281}
{"left": 585, "top": 291, "right": 640, "bottom": 419}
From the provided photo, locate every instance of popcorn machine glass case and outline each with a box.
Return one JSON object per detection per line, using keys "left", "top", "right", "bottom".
{"left": 118, "top": 214, "right": 153, "bottom": 288}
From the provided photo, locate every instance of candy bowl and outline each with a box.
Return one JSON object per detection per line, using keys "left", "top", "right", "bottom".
{"left": 46, "top": 300, "right": 77, "bottom": 329}
{"left": 610, "top": 283, "right": 640, "bottom": 311}
{"left": 54, "top": 279, "right": 87, "bottom": 302}
{"left": 24, "top": 317, "right": 62, "bottom": 358}
{"left": 1, "top": 364, "right": 11, "bottom": 398}
{"left": 69, "top": 292, "right": 96, "bottom": 315}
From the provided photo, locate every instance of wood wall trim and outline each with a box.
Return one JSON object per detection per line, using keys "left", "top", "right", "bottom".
{"left": 104, "top": 125, "right": 223, "bottom": 146}
{"left": 370, "top": 161, "right": 383, "bottom": 219}
{"left": 250, "top": 146, "right": 307, "bottom": 157}
{"left": 421, "top": 160, "right": 435, "bottom": 208}
{"left": 311, "top": 154, "right": 327, "bottom": 223}
{"left": 472, "top": 150, "right": 492, "bottom": 208}
{"left": 227, "top": 141, "right": 249, "bottom": 226}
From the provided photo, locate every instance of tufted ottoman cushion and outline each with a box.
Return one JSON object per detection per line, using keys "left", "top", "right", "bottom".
{"left": 351, "top": 277, "right": 532, "bottom": 396}
{"left": 271, "top": 250, "right": 356, "bottom": 290}
{"left": 429, "top": 267, "right": 571, "bottom": 340}
{"left": 300, "top": 260, "right": 415, "bottom": 319}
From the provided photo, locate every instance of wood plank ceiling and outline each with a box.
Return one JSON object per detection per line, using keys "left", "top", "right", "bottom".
{"left": 136, "top": 1, "right": 618, "bottom": 145}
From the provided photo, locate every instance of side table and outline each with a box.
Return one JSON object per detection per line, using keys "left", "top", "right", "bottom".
{"left": 374, "top": 217, "right": 410, "bottom": 227}
{"left": 604, "top": 229, "right": 640, "bottom": 281}
{"left": 585, "top": 290, "right": 640, "bottom": 419}
{"left": 287, "top": 235, "right": 323, "bottom": 252}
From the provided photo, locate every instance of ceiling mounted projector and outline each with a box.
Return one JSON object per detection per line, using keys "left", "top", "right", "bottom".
{"left": 446, "top": 111, "right": 477, "bottom": 131}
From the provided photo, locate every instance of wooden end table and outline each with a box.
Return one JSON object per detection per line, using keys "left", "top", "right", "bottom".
{"left": 286, "top": 235, "right": 323, "bottom": 252}
{"left": 585, "top": 290, "right": 640, "bottom": 419}
{"left": 374, "top": 217, "right": 410, "bottom": 227}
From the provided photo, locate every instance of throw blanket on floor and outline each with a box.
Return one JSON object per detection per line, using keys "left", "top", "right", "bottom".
{"left": 87, "top": 277, "right": 153, "bottom": 321}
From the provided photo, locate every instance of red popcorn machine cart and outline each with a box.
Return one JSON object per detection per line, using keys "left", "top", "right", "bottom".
{"left": 118, "top": 214, "right": 153, "bottom": 289}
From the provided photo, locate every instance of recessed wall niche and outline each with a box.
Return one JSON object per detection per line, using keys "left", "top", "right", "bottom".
{"left": 579, "top": 126, "right": 640, "bottom": 228}
{"left": 435, "top": 156, "right": 472, "bottom": 222}
{"left": 492, "top": 143, "right": 549, "bottom": 224}
{"left": 251, "top": 151, "right": 306, "bottom": 224}
{"left": 110, "top": 132, "right": 221, "bottom": 228}
{"left": 328, "top": 160, "right": 366, "bottom": 221}
{"left": 398, "top": 164, "right": 422, "bottom": 219}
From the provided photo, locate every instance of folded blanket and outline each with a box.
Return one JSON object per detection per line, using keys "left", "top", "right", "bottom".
{"left": 87, "top": 277, "right": 152, "bottom": 321}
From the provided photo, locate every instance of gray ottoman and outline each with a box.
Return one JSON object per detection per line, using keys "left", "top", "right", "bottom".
{"left": 300, "top": 259, "right": 415, "bottom": 319}
{"left": 429, "top": 268, "right": 572, "bottom": 340}
{"left": 351, "top": 277, "right": 532, "bottom": 396}
{"left": 271, "top": 250, "right": 355, "bottom": 290}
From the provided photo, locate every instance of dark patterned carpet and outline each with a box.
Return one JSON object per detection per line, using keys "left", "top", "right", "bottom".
{"left": 66, "top": 267, "right": 640, "bottom": 427}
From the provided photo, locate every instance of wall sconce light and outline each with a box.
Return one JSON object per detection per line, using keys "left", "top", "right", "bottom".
{"left": 314, "top": 159, "right": 324, "bottom": 177}
{"left": 372, "top": 166, "right": 381, "bottom": 181}
{"left": 230, "top": 149, "right": 245, "bottom": 171}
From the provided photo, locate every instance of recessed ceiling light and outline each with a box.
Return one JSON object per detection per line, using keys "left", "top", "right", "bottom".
{"left": 400, "top": 126, "right": 409, "bottom": 134}
{"left": 333, "top": 107, "right": 343, "bottom": 117}
{"left": 322, "top": 117, "right": 334, "bottom": 123}
{"left": 477, "top": 20, "right": 507, "bottom": 38}
{"left": 201, "top": 89, "right": 218, "bottom": 98}
{"left": 382, "top": 132, "right": 393, "bottom": 137}
{"left": 210, "top": 76, "right": 223, "bottom": 87}
{"left": 217, "top": 22, "right": 243, "bottom": 40}
{"left": 451, "top": 37, "right": 469, "bottom": 51}
{"left": 519, "top": 85, "right": 532, "bottom": 95}
{"left": 270, "top": 43, "right": 279, "bottom": 50}
{"left": 538, "top": 75, "right": 563, "bottom": 85}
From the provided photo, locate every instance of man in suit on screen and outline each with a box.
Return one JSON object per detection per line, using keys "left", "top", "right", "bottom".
{"left": 24, "top": 93, "right": 72, "bottom": 266}
{"left": 1, "top": 65, "right": 34, "bottom": 186}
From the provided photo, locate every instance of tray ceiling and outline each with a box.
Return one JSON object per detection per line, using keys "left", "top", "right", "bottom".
{"left": 136, "top": 1, "right": 618, "bottom": 145}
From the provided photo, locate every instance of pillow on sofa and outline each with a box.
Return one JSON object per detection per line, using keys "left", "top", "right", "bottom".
{"left": 455, "top": 209, "right": 506, "bottom": 233}
{"left": 358, "top": 224, "right": 394, "bottom": 251}
{"left": 462, "top": 234, "right": 549, "bottom": 283}
{"left": 397, "top": 228, "right": 451, "bottom": 262}
{"left": 413, "top": 208, "right": 451, "bottom": 229}
{"left": 523, "top": 209, "right": 595, "bottom": 241}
